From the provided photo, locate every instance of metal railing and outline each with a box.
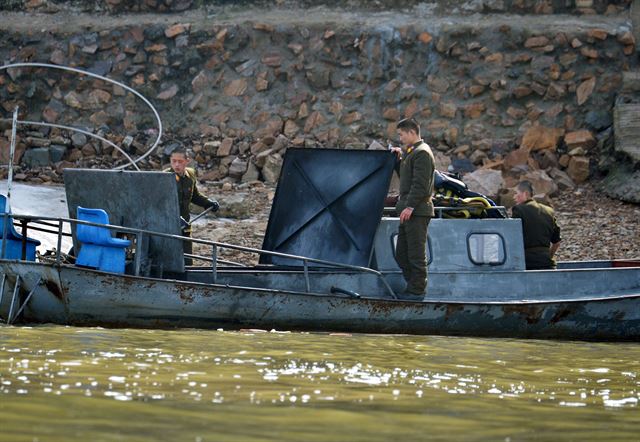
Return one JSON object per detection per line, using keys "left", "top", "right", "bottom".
{"left": 0, "top": 213, "right": 398, "bottom": 299}
{"left": 383, "top": 205, "right": 509, "bottom": 218}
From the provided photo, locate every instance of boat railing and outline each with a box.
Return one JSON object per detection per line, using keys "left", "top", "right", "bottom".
{"left": 383, "top": 205, "right": 509, "bottom": 218}
{"left": 2, "top": 213, "right": 398, "bottom": 299}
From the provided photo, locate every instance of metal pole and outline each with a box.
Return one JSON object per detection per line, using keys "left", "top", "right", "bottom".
{"left": 9, "top": 277, "right": 42, "bottom": 324}
{"left": 1, "top": 213, "right": 8, "bottom": 259}
{"left": 187, "top": 205, "right": 215, "bottom": 226}
{"left": 0, "top": 273, "right": 6, "bottom": 321}
{"left": 56, "top": 221, "right": 63, "bottom": 265}
{"left": 211, "top": 244, "right": 217, "bottom": 283}
{"left": 20, "top": 219, "right": 28, "bottom": 260}
{"left": 7, "top": 106, "right": 18, "bottom": 209}
{"left": 7, "top": 275, "right": 20, "bottom": 324}
{"left": 134, "top": 231, "right": 143, "bottom": 277}
{"left": 1, "top": 107, "right": 18, "bottom": 260}
{"left": 303, "top": 260, "right": 310, "bottom": 292}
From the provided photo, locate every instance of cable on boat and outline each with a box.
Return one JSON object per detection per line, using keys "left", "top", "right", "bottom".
{"left": 0, "top": 62, "right": 164, "bottom": 171}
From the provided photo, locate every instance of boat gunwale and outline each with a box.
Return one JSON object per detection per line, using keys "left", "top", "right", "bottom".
{"left": 5, "top": 259, "right": 640, "bottom": 307}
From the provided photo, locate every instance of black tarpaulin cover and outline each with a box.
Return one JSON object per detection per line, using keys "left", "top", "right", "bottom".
{"left": 260, "top": 148, "right": 396, "bottom": 267}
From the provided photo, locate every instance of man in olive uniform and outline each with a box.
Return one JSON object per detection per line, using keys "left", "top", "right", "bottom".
{"left": 390, "top": 118, "right": 435, "bottom": 300}
{"left": 167, "top": 147, "right": 219, "bottom": 265}
{"left": 511, "top": 181, "right": 561, "bottom": 270}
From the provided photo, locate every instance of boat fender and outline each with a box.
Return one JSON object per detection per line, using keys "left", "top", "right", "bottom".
{"left": 330, "top": 286, "right": 361, "bottom": 299}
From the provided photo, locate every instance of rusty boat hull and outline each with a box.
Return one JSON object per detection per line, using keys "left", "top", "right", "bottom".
{"left": 2, "top": 261, "right": 639, "bottom": 341}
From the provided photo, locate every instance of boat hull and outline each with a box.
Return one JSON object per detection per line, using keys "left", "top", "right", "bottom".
{"left": 1, "top": 262, "right": 639, "bottom": 341}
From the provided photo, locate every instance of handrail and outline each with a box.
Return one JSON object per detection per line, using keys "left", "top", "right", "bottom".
{"left": 4, "top": 213, "right": 398, "bottom": 299}
{"left": 434, "top": 205, "right": 509, "bottom": 218}
{"left": 383, "top": 205, "right": 509, "bottom": 218}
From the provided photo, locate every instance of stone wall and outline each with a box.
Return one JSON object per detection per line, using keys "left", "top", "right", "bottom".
{"left": 0, "top": 4, "right": 637, "bottom": 202}
{"left": 5, "top": 0, "right": 633, "bottom": 15}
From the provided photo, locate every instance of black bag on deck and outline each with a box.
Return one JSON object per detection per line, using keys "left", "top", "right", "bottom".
{"left": 433, "top": 170, "right": 504, "bottom": 219}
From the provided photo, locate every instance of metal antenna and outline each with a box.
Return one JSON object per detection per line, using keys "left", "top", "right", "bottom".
{"left": 7, "top": 106, "right": 18, "bottom": 208}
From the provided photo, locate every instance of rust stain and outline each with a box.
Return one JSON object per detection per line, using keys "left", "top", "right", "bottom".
{"left": 99, "top": 277, "right": 118, "bottom": 287}
{"left": 611, "top": 310, "right": 626, "bottom": 321}
{"left": 549, "top": 305, "right": 576, "bottom": 324}
{"left": 44, "top": 279, "right": 64, "bottom": 300}
{"left": 445, "top": 303, "right": 464, "bottom": 318}
{"left": 179, "top": 293, "right": 195, "bottom": 303}
{"left": 502, "top": 304, "right": 544, "bottom": 324}
{"left": 175, "top": 285, "right": 195, "bottom": 303}
{"left": 367, "top": 300, "right": 397, "bottom": 315}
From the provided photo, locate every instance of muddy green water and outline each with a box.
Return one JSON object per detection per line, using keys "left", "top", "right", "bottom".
{"left": 0, "top": 326, "right": 638, "bottom": 442}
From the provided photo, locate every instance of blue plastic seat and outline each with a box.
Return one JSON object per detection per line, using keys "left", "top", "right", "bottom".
{"left": 76, "top": 207, "right": 131, "bottom": 274}
{"left": 0, "top": 194, "right": 40, "bottom": 261}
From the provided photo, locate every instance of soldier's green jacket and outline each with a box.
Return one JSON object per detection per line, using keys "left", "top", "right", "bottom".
{"left": 395, "top": 141, "right": 436, "bottom": 217}
{"left": 512, "top": 199, "right": 561, "bottom": 269}
{"left": 165, "top": 167, "right": 212, "bottom": 230}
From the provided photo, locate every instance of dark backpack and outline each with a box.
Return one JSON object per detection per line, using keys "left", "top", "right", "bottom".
{"left": 433, "top": 170, "right": 505, "bottom": 219}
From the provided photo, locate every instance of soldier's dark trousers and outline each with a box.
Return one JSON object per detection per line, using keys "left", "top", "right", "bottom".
{"left": 395, "top": 216, "right": 430, "bottom": 294}
{"left": 182, "top": 230, "right": 193, "bottom": 266}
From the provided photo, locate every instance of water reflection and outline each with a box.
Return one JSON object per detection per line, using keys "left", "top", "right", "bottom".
{"left": 1, "top": 325, "right": 638, "bottom": 441}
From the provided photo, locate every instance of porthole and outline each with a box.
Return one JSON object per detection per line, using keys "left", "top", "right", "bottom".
{"left": 467, "top": 233, "right": 505, "bottom": 265}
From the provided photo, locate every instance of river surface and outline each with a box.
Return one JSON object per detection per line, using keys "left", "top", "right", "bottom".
{"left": 0, "top": 326, "right": 638, "bottom": 441}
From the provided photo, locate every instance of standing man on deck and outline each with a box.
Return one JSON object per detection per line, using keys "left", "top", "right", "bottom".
{"left": 390, "top": 118, "right": 436, "bottom": 301}
{"left": 511, "top": 180, "right": 561, "bottom": 270}
{"left": 166, "top": 146, "right": 219, "bottom": 265}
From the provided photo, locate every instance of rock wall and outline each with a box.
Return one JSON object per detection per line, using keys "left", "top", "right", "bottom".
{"left": 0, "top": 2, "right": 638, "bottom": 203}
{"left": 6, "top": 0, "right": 632, "bottom": 15}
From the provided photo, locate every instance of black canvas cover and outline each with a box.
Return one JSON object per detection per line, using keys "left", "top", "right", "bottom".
{"left": 260, "top": 148, "right": 396, "bottom": 267}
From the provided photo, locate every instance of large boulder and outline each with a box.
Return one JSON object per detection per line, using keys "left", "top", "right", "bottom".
{"left": 503, "top": 146, "right": 530, "bottom": 171}
{"left": 228, "top": 157, "right": 248, "bottom": 179}
{"left": 565, "top": 130, "right": 596, "bottom": 151}
{"left": 261, "top": 153, "right": 283, "bottom": 184}
{"left": 205, "top": 192, "right": 254, "bottom": 219}
{"left": 600, "top": 164, "right": 640, "bottom": 204}
{"left": 518, "top": 169, "right": 559, "bottom": 198}
{"left": 433, "top": 151, "right": 451, "bottom": 171}
{"left": 22, "top": 148, "right": 51, "bottom": 167}
{"left": 520, "top": 126, "right": 564, "bottom": 151}
{"left": 462, "top": 169, "right": 504, "bottom": 199}
{"left": 566, "top": 156, "right": 590, "bottom": 183}
{"left": 547, "top": 168, "right": 576, "bottom": 191}
{"left": 241, "top": 161, "right": 260, "bottom": 183}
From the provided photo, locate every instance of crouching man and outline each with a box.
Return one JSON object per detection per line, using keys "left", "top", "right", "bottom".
{"left": 512, "top": 180, "right": 561, "bottom": 270}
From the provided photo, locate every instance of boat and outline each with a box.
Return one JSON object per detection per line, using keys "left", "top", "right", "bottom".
{"left": 1, "top": 148, "right": 639, "bottom": 341}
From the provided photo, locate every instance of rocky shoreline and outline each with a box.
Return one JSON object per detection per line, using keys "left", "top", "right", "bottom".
{"left": 0, "top": 1, "right": 638, "bottom": 265}
{"left": 1, "top": 2, "right": 640, "bottom": 206}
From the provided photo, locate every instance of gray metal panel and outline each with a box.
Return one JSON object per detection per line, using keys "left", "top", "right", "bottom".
{"left": 261, "top": 148, "right": 396, "bottom": 267}
{"left": 372, "top": 217, "right": 526, "bottom": 272}
{"left": 63, "top": 169, "right": 184, "bottom": 273}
